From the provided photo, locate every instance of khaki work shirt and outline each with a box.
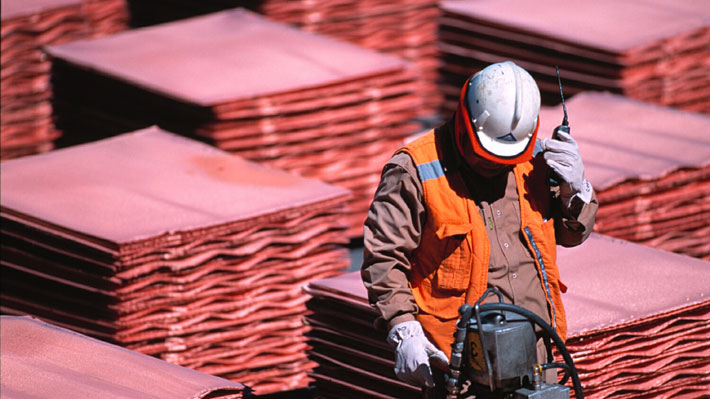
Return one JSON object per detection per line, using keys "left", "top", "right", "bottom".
{"left": 362, "top": 123, "right": 598, "bottom": 332}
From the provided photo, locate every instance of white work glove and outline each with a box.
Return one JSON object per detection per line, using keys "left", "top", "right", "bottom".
{"left": 387, "top": 320, "right": 449, "bottom": 388}
{"left": 540, "top": 130, "right": 593, "bottom": 207}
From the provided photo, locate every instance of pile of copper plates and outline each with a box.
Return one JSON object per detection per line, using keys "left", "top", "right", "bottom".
{"left": 559, "top": 234, "right": 710, "bottom": 399}
{"left": 126, "top": 0, "right": 441, "bottom": 116}
{"left": 0, "top": 127, "right": 350, "bottom": 394}
{"left": 260, "top": 0, "right": 442, "bottom": 116}
{"left": 0, "top": 0, "right": 128, "bottom": 160}
{"left": 539, "top": 91, "right": 710, "bottom": 260}
{"left": 437, "top": 0, "right": 710, "bottom": 116}
{"left": 45, "top": 9, "right": 422, "bottom": 238}
{"left": 303, "top": 272, "right": 420, "bottom": 399}
{"left": 303, "top": 233, "right": 709, "bottom": 398}
{"left": 80, "top": 0, "right": 129, "bottom": 37}
{"left": 1, "top": 316, "right": 250, "bottom": 399}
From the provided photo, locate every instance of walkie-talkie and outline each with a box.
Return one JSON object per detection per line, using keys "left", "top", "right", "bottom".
{"left": 553, "top": 65, "right": 570, "bottom": 138}
{"left": 548, "top": 65, "right": 569, "bottom": 186}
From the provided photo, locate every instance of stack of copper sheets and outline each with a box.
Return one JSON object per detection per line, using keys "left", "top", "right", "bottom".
{"left": 0, "top": 0, "right": 128, "bottom": 160}
{"left": 259, "top": 0, "right": 442, "bottom": 116}
{"left": 558, "top": 235, "right": 710, "bottom": 398}
{"left": 126, "top": 0, "right": 441, "bottom": 116}
{"left": 80, "top": 0, "right": 129, "bottom": 37}
{"left": 437, "top": 0, "right": 710, "bottom": 115}
{"left": 539, "top": 92, "right": 710, "bottom": 260}
{"left": 303, "top": 272, "right": 419, "bottom": 399}
{"left": 1, "top": 316, "right": 250, "bottom": 399}
{"left": 46, "top": 9, "right": 422, "bottom": 238}
{"left": 0, "top": 127, "right": 351, "bottom": 394}
{"left": 303, "top": 234, "right": 710, "bottom": 398}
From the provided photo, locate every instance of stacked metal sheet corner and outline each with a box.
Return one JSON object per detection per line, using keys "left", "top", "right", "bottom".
{"left": 303, "top": 234, "right": 709, "bottom": 398}
{"left": 0, "top": 127, "right": 351, "bottom": 394}
{"left": 539, "top": 91, "right": 710, "bottom": 260}
{"left": 45, "top": 8, "right": 423, "bottom": 238}
{"left": 1, "top": 315, "right": 250, "bottom": 398}
{"left": 559, "top": 234, "right": 710, "bottom": 398}
{"left": 0, "top": 0, "right": 128, "bottom": 160}
{"left": 437, "top": 0, "right": 710, "bottom": 115}
{"left": 253, "top": 0, "right": 443, "bottom": 117}
{"left": 303, "top": 272, "right": 420, "bottom": 399}
{"left": 122, "top": 0, "right": 442, "bottom": 117}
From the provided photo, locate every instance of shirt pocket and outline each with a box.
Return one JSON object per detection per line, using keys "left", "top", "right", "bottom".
{"left": 434, "top": 223, "right": 475, "bottom": 291}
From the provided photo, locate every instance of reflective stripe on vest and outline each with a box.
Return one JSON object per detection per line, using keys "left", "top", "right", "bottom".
{"left": 416, "top": 160, "right": 446, "bottom": 182}
{"left": 524, "top": 226, "right": 556, "bottom": 330}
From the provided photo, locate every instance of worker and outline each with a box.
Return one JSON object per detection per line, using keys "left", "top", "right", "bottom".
{"left": 361, "top": 61, "right": 597, "bottom": 397}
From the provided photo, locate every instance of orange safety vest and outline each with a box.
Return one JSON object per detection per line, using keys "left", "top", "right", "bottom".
{"left": 398, "top": 129, "right": 567, "bottom": 360}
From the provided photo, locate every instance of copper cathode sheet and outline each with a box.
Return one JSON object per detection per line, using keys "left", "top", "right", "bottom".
{"left": 0, "top": 127, "right": 349, "bottom": 248}
{"left": 45, "top": 8, "right": 419, "bottom": 236}
{"left": 303, "top": 233, "right": 709, "bottom": 398}
{"left": 124, "top": 0, "right": 441, "bottom": 114}
{"left": 0, "top": 316, "right": 247, "bottom": 399}
{"left": 558, "top": 234, "right": 709, "bottom": 337}
{"left": 130, "top": 318, "right": 308, "bottom": 356}
{"left": 439, "top": 0, "right": 710, "bottom": 59}
{"left": 438, "top": 1, "right": 710, "bottom": 114}
{"left": 206, "top": 72, "right": 419, "bottom": 120}
{"left": 538, "top": 92, "right": 710, "bottom": 192}
{"left": 1, "top": 0, "right": 81, "bottom": 21}
{"left": 1, "top": 128, "right": 351, "bottom": 393}
{"left": 539, "top": 92, "right": 710, "bottom": 258}
{"left": 594, "top": 167, "right": 710, "bottom": 204}
{"left": 1, "top": 0, "right": 128, "bottom": 160}
{"left": 45, "top": 9, "right": 408, "bottom": 107}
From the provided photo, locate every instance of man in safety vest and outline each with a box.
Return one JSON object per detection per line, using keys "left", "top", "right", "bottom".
{"left": 361, "top": 61, "right": 598, "bottom": 396}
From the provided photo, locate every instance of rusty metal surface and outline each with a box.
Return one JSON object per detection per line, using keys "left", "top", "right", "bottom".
{"left": 45, "top": 9, "right": 407, "bottom": 106}
{"left": 0, "top": 316, "right": 247, "bottom": 399}
{"left": 0, "top": 127, "right": 349, "bottom": 246}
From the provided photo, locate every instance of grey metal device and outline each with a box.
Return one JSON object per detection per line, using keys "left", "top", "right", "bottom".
{"left": 515, "top": 384, "right": 571, "bottom": 399}
{"left": 447, "top": 288, "right": 576, "bottom": 399}
{"left": 514, "top": 364, "right": 571, "bottom": 398}
{"left": 465, "top": 290, "right": 537, "bottom": 392}
{"left": 465, "top": 308, "right": 537, "bottom": 391}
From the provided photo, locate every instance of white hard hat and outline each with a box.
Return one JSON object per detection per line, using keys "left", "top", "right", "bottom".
{"left": 458, "top": 61, "right": 541, "bottom": 164}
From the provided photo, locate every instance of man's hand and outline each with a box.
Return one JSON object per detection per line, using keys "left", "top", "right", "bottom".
{"left": 540, "top": 130, "right": 593, "bottom": 206}
{"left": 387, "top": 320, "right": 449, "bottom": 388}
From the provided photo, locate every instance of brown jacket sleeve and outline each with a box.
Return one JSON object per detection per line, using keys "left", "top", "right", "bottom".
{"left": 554, "top": 185, "right": 598, "bottom": 247}
{"left": 361, "top": 152, "right": 424, "bottom": 331}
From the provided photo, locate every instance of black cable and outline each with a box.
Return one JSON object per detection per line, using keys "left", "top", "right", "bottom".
{"left": 541, "top": 362, "right": 570, "bottom": 386}
{"left": 476, "top": 303, "right": 584, "bottom": 399}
